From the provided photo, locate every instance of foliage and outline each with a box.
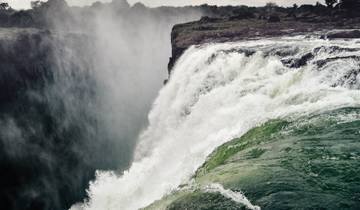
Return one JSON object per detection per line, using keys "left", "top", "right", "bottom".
{"left": 265, "top": 2, "right": 278, "bottom": 13}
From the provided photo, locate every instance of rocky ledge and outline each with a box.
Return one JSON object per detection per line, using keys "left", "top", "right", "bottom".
{"left": 168, "top": 17, "right": 360, "bottom": 74}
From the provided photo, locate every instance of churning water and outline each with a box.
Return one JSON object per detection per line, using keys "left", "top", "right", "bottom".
{"left": 71, "top": 37, "right": 360, "bottom": 210}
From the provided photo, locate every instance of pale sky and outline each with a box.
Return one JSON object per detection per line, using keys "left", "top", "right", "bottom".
{"left": 7, "top": 0, "right": 322, "bottom": 9}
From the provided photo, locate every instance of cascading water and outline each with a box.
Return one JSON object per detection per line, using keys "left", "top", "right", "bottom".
{"left": 0, "top": 3, "right": 203, "bottom": 208}
{"left": 72, "top": 37, "right": 360, "bottom": 210}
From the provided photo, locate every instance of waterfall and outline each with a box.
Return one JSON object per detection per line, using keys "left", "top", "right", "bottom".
{"left": 71, "top": 37, "right": 360, "bottom": 210}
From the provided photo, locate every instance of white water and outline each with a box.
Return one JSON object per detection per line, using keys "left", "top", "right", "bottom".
{"left": 71, "top": 38, "right": 360, "bottom": 210}
{"left": 204, "top": 183, "right": 261, "bottom": 210}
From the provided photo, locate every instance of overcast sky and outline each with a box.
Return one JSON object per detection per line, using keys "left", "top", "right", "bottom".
{"left": 7, "top": 0, "right": 322, "bottom": 9}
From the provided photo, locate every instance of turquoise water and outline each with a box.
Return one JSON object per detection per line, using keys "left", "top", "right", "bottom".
{"left": 153, "top": 108, "right": 360, "bottom": 210}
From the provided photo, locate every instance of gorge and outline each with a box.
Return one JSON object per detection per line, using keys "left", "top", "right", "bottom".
{"left": 0, "top": 1, "right": 360, "bottom": 210}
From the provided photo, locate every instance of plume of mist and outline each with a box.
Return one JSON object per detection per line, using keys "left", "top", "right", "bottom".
{"left": 0, "top": 0, "right": 203, "bottom": 209}
{"left": 49, "top": 0, "right": 204, "bottom": 168}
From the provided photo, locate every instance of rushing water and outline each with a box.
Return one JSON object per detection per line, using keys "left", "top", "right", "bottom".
{"left": 72, "top": 37, "right": 360, "bottom": 210}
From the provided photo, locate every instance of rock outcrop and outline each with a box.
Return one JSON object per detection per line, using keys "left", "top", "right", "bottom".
{"left": 325, "top": 29, "right": 360, "bottom": 39}
{"left": 168, "top": 15, "right": 360, "bottom": 74}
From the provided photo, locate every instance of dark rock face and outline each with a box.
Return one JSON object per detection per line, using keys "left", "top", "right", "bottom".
{"left": 1, "top": 1, "right": 360, "bottom": 209}
{"left": 281, "top": 52, "right": 315, "bottom": 68}
{"left": 339, "top": 0, "right": 360, "bottom": 10}
{"left": 326, "top": 30, "right": 360, "bottom": 39}
{"left": 0, "top": 29, "right": 52, "bottom": 105}
{"left": 167, "top": 16, "right": 360, "bottom": 74}
{"left": 0, "top": 2, "right": 206, "bottom": 209}
{"left": 0, "top": 1, "right": 209, "bottom": 209}
{"left": 0, "top": 29, "right": 117, "bottom": 210}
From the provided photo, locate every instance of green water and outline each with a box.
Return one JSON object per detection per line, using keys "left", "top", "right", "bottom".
{"left": 146, "top": 108, "right": 360, "bottom": 210}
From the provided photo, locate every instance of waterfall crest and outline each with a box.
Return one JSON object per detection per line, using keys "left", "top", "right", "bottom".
{"left": 72, "top": 37, "right": 360, "bottom": 210}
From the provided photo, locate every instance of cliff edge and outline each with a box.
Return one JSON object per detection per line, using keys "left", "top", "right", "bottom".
{"left": 168, "top": 6, "right": 360, "bottom": 74}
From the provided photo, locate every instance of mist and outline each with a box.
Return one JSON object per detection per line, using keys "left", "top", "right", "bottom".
{"left": 55, "top": 0, "right": 204, "bottom": 167}
{"left": 8, "top": 0, "right": 322, "bottom": 9}
{"left": 0, "top": 0, "right": 202, "bottom": 209}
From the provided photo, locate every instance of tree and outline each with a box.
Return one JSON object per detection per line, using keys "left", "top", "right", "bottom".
{"left": 325, "top": 0, "right": 337, "bottom": 8}
{"left": 265, "top": 2, "right": 277, "bottom": 7}
{"left": 289, "top": 4, "right": 298, "bottom": 18}
{"left": 0, "top": 2, "right": 9, "bottom": 10}
{"left": 265, "top": 2, "right": 277, "bottom": 15}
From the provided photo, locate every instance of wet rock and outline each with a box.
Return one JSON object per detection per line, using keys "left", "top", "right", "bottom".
{"left": 282, "top": 52, "right": 314, "bottom": 68}
{"left": 325, "top": 30, "right": 360, "bottom": 39}
{"left": 315, "top": 55, "right": 360, "bottom": 68}
{"left": 168, "top": 14, "right": 360, "bottom": 75}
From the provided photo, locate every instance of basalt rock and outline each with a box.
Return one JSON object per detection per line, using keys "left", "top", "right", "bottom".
{"left": 168, "top": 17, "right": 360, "bottom": 75}
{"left": 325, "top": 30, "right": 360, "bottom": 39}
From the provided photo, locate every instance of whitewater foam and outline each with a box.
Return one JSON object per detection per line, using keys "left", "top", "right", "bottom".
{"left": 71, "top": 37, "right": 360, "bottom": 210}
{"left": 204, "top": 183, "right": 261, "bottom": 210}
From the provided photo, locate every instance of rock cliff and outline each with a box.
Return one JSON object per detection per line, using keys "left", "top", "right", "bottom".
{"left": 168, "top": 9, "right": 360, "bottom": 74}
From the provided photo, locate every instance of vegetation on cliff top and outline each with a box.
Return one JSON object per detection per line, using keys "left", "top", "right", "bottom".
{"left": 1, "top": 0, "right": 360, "bottom": 29}
{"left": 168, "top": 0, "right": 360, "bottom": 72}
